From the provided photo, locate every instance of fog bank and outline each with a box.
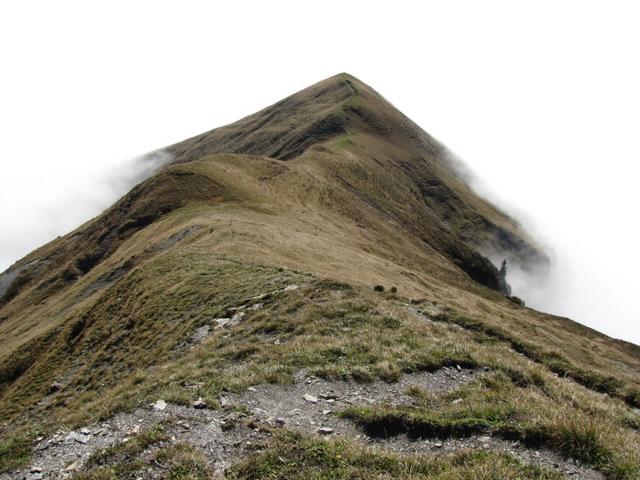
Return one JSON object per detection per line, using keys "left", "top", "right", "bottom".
{"left": 0, "top": 151, "right": 170, "bottom": 272}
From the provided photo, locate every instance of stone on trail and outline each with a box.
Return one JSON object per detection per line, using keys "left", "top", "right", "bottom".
{"left": 66, "top": 432, "right": 89, "bottom": 444}
{"left": 193, "top": 398, "right": 207, "bottom": 409}
{"left": 303, "top": 394, "right": 319, "bottom": 403}
{"left": 151, "top": 399, "right": 167, "bottom": 411}
{"left": 318, "top": 427, "right": 334, "bottom": 435}
{"left": 267, "top": 417, "right": 286, "bottom": 427}
{"left": 319, "top": 392, "right": 338, "bottom": 400}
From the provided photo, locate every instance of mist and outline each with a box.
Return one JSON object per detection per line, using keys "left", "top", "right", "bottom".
{"left": 463, "top": 154, "right": 639, "bottom": 345}
{"left": 0, "top": 150, "right": 170, "bottom": 271}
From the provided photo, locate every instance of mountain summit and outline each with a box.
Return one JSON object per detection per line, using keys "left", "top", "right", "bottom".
{"left": 1, "top": 74, "right": 638, "bottom": 479}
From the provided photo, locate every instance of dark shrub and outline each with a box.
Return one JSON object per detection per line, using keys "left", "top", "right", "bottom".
{"left": 508, "top": 296, "right": 525, "bottom": 307}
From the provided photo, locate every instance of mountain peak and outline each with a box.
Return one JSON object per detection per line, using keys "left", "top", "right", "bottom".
{"left": 2, "top": 75, "right": 637, "bottom": 479}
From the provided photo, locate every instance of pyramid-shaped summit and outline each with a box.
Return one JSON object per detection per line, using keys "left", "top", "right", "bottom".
{"left": 0, "top": 74, "right": 638, "bottom": 479}
{"left": 167, "top": 72, "right": 548, "bottom": 276}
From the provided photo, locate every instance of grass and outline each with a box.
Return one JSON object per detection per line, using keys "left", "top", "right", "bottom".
{"left": 227, "top": 430, "right": 563, "bottom": 480}
{"left": 154, "top": 443, "right": 211, "bottom": 479}
{"left": 432, "top": 310, "right": 638, "bottom": 407}
{"left": 0, "top": 434, "right": 31, "bottom": 473}
{"left": 1, "top": 267, "right": 639, "bottom": 478}
{"left": 1, "top": 100, "right": 639, "bottom": 479}
{"left": 75, "top": 425, "right": 169, "bottom": 479}
{"left": 341, "top": 373, "right": 640, "bottom": 479}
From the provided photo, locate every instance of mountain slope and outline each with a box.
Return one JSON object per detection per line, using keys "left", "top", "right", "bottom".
{"left": 0, "top": 74, "right": 638, "bottom": 479}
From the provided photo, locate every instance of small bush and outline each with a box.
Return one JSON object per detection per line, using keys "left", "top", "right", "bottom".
{"left": 154, "top": 443, "right": 210, "bottom": 479}
{"left": 508, "top": 296, "right": 525, "bottom": 306}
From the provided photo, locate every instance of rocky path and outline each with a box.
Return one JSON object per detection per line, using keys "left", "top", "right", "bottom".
{"left": 226, "top": 366, "right": 481, "bottom": 439}
{"left": 2, "top": 367, "right": 604, "bottom": 480}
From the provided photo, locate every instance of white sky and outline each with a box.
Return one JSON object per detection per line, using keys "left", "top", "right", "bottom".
{"left": 1, "top": 1, "right": 638, "bottom": 344}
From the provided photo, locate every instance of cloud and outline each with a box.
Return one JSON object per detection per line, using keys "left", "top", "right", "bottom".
{"left": 0, "top": 150, "right": 171, "bottom": 272}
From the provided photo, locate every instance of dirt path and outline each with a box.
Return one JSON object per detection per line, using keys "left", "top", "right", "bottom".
{"left": 2, "top": 367, "right": 604, "bottom": 480}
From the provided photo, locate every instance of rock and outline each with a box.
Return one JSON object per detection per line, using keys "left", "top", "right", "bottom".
{"left": 322, "top": 409, "right": 332, "bottom": 415}
{"left": 65, "top": 461, "right": 80, "bottom": 471}
{"left": 214, "top": 312, "right": 244, "bottom": 329}
{"left": 319, "top": 392, "right": 339, "bottom": 400}
{"left": 48, "top": 382, "right": 63, "bottom": 393}
{"left": 193, "top": 398, "right": 207, "bottom": 409}
{"left": 30, "top": 467, "right": 43, "bottom": 473}
{"left": 184, "top": 382, "right": 205, "bottom": 389}
{"left": 303, "top": 394, "right": 319, "bottom": 403}
{"left": 456, "top": 365, "right": 462, "bottom": 371}
{"left": 284, "top": 285, "right": 300, "bottom": 292}
{"left": 451, "top": 398, "right": 463, "bottom": 405}
{"left": 190, "top": 325, "right": 210, "bottom": 343}
{"left": 230, "top": 311, "right": 245, "bottom": 325}
{"left": 433, "top": 442, "right": 443, "bottom": 448}
{"left": 79, "top": 427, "right": 91, "bottom": 435}
{"left": 318, "top": 427, "right": 334, "bottom": 435}
{"left": 72, "top": 433, "right": 89, "bottom": 444}
{"left": 267, "top": 417, "right": 286, "bottom": 427}
{"left": 214, "top": 317, "right": 232, "bottom": 328}
{"left": 151, "top": 399, "right": 167, "bottom": 411}
{"left": 247, "top": 386, "right": 258, "bottom": 393}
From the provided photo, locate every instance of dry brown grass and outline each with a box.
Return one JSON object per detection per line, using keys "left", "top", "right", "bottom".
{"left": 0, "top": 74, "right": 638, "bottom": 477}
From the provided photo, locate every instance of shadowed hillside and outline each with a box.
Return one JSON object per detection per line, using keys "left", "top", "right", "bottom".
{"left": 0, "top": 74, "right": 638, "bottom": 479}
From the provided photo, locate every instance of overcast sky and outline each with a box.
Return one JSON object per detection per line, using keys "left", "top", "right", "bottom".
{"left": 1, "top": 1, "right": 638, "bottom": 343}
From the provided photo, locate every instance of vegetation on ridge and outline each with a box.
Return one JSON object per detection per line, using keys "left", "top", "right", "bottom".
{"left": 0, "top": 74, "right": 638, "bottom": 478}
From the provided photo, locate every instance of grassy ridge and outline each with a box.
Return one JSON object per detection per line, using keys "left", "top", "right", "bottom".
{"left": 0, "top": 74, "right": 639, "bottom": 478}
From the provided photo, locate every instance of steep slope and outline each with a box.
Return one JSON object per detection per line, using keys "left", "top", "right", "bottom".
{"left": 0, "top": 74, "right": 638, "bottom": 479}
{"left": 168, "top": 74, "right": 546, "bottom": 271}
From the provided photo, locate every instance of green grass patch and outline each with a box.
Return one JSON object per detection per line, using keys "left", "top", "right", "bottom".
{"left": 0, "top": 434, "right": 31, "bottom": 473}
{"left": 340, "top": 373, "right": 640, "bottom": 479}
{"left": 227, "top": 430, "right": 563, "bottom": 479}
{"left": 433, "top": 311, "right": 633, "bottom": 406}
{"left": 75, "top": 425, "right": 169, "bottom": 479}
{"left": 154, "top": 443, "right": 211, "bottom": 479}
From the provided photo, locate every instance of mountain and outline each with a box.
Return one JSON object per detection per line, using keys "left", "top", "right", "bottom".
{"left": 0, "top": 74, "right": 638, "bottom": 479}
